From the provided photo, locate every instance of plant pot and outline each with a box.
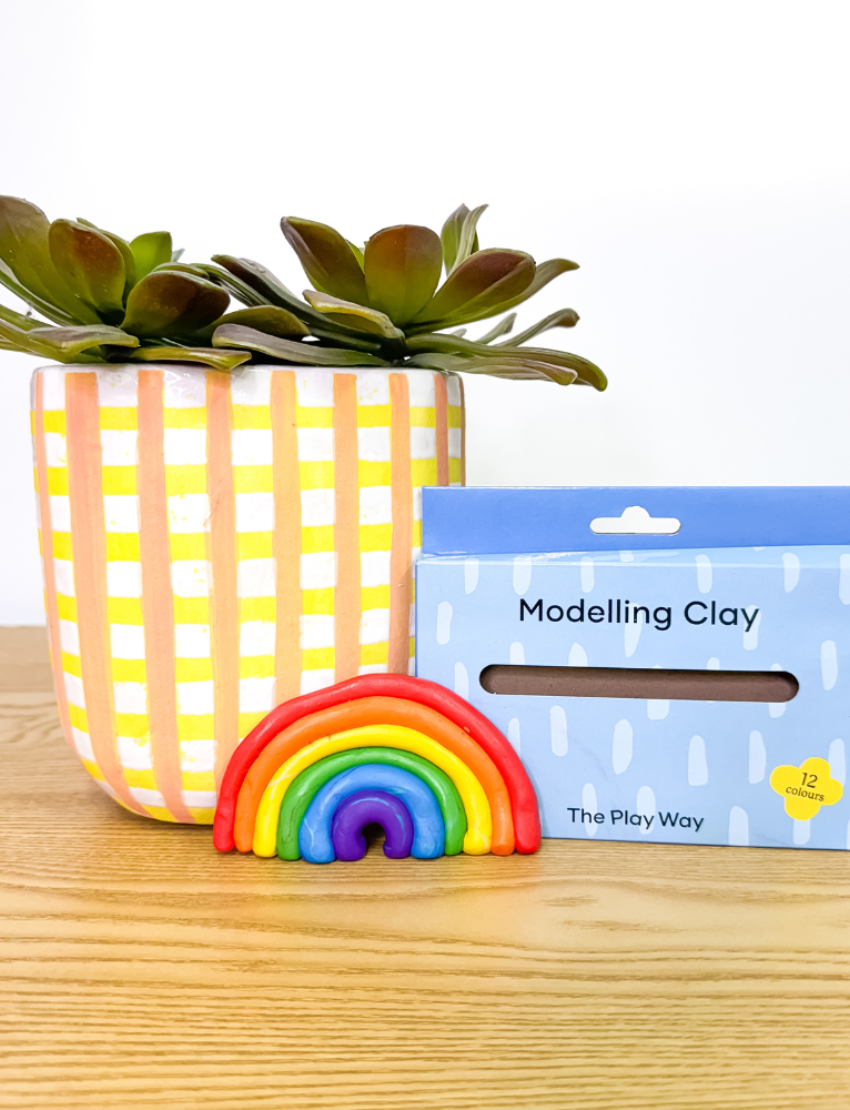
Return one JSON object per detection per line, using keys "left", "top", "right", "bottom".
{"left": 31, "top": 363, "right": 465, "bottom": 824}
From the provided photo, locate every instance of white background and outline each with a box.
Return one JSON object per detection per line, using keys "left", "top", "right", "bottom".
{"left": 2, "top": 0, "right": 848, "bottom": 624}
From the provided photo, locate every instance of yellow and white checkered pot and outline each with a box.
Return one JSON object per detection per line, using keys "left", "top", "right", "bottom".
{"left": 31, "top": 364, "right": 465, "bottom": 824}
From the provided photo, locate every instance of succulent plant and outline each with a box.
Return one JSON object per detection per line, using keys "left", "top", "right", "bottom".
{"left": 0, "top": 197, "right": 255, "bottom": 371}
{"left": 202, "top": 204, "right": 606, "bottom": 388}
{"left": 0, "top": 198, "right": 605, "bottom": 389}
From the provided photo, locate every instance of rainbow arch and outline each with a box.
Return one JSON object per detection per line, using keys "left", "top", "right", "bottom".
{"left": 213, "top": 674, "right": 541, "bottom": 862}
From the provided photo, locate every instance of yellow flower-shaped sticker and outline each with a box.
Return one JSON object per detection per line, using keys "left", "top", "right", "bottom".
{"left": 769, "top": 757, "right": 843, "bottom": 820}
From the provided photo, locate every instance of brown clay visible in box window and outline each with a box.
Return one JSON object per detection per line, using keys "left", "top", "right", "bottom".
{"left": 479, "top": 665, "right": 799, "bottom": 703}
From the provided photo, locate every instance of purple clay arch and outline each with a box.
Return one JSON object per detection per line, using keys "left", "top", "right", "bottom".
{"left": 330, "top": 790, "right": 415, "bottom": 861}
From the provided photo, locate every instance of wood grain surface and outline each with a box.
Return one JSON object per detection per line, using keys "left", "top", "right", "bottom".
{"left": 1, "top": 627, "right": 848, "bottom": 1109}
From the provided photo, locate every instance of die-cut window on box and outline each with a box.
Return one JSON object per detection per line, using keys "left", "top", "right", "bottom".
{"left": 590, "top": 505, "right": 681, "bottom": 535}
{"left": 479, "top": 665, "right": 799, "bottom": 703}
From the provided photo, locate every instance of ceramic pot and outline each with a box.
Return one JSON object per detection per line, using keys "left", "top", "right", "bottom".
{"left": 30, "top": 363, "right": 465, "bottom": 823}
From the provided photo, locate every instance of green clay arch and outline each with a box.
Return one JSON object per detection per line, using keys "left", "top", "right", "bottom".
{"left": 276, "top": 746, "right": 468, "bottom": 860}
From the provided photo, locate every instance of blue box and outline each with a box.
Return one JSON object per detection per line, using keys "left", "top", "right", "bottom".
{"left": 415, "top": 488, "right": 850, "bottom": 850}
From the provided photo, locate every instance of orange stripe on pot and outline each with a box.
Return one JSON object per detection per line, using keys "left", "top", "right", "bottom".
{"left": 271, "top": 371, "right": 302, "bottom": 703}
{"left": 206, "top": 373, "right": 240, "bottom": 789}
{"left": 434, "top": 373, "right": 449, "bottom": 487}
{"left": 65, "top": 372, "right": 146, "bottom": 816}
{"left": 388, "top": 373, "right": 412, "bottom": 675}
{"left": 333, "top": 374, "right": 360, "bottom": 683}
{"left": 137, "top": 370, "right": 193, "bottom": 824}
{"left": 33, "top": 373, "right": 73, "bottom": 751}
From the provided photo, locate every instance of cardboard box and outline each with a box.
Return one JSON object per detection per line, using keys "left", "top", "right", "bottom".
{"left": 415, "top": 487, "right": 850, "bottom": 850}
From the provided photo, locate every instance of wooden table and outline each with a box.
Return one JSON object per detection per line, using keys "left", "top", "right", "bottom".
{"left": 1, "top": 627, "right": 848, "bottom": 1109}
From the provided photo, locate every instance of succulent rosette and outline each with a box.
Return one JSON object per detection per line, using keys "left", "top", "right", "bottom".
{"left": 0, "top": 197, "right": 253, "bottom": 370}
{"left": 203, "top": 204, "right": 606, "bottom": 389}
{"left": 0, "top": 198, "right": 605, "bottom": 389}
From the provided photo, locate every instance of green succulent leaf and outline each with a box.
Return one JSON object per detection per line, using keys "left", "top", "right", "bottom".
{"left": 205, "top": 260, "right": 390, "bottom": 351}
{"left": 364, "top": 224, "right": 443, "bottom": 325}
{"left": 280, "top": 217, "right": 367, "bottom": 303}
{"left": 403, "top": 351, "right": 461, "bottom": 373}
{"left": 405, "top": 332, "right": 506, "bottom": 358}
{"left": 0, "top": 197, "right": 99, "bottom": 325}
{"left": 152, "top": 262, "right": 217, "bottom": 278}
{"left": 452, "top": 204, "right": 487, "bottom": 272}
{"left": 210, "top": 257, "right": 298, "bottom": 304}
{"left": 439, "top": 203, "right": 481, "bottom": 274}
{"left": 0, "top": 265, "right": 75, "bottom": 327}
{"left": 211, "top": 305, "right": 309, "bottom": 339}
{"left": 77, "top": 219, "right": 137, "bottom": 299}
{"left": 210, "top": 255, "right": 352, "bottom": 334}
{"left": 201, "top": 260, "right": 268, "bottom": 308}
{"left": 411, "top": 249, "right": 535, "bottom": 328}
{"left": 130, "top": 231, "right": 174, "bottom": 283}
{"left": 0, "top": 302, "right": 49, "bottom": 331}
{"left": 406, "top": 331, "right": 605, "bottom": 390}
{"left": 48, "top": 219, "right": 126, "bottom": 323}
{"left": 310, "top": 328, "right": 383, "bottom": 353}
{"left": 129, "top": 344, "right": 251, "bottom": 371}
{"left": 213, "top": 324, "right": 388, "bottom": 366}
{"left": 487, "top": 258, "right": 579, "bottom": 318}
{"left": 406, "top": 349, "right": 578, "bottom": 385}
{"left": 0, "top": 319, "right": 74, "bottom": 360}
{"left": 412, "top": 257, "right": 578, "bottom": 332}
{"left": 32, "top": 323, "right": 139, "bottom": 359}
{"left": 476, "top": 313, "right": 516, "bottom": 344}
{"left": 347, "top": 241, "right": 366, "bottom": 270}
{"left": 0, "top": 317, "right": 66, "bottom": 359}
{"left": 498, "top": 308, "right": 579, "bottom": 347}
{"left": 303, "top": 289, "right": 404, "bottom": 340}
{"left": 440, "top": 204, "right": 468, "bottom": 274}
{"left": 508, "top": 345, "right": 606, "bottom": 389}
{"left": 0, "top": 317, "right": 138, "bottom": 362}
{"left": 122, "top": 271, "right": 229, "bottom": 338}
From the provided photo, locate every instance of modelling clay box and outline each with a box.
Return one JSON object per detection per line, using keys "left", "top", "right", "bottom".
{"left": 415, "top": 487, "right": 850, "bottom": 850}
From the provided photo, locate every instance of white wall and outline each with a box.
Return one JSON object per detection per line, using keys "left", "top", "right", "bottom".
{"left": 2, "top": 0, "right": 849, "bottom": 623}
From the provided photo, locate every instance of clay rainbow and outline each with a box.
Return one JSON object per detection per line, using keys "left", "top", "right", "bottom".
{"left": 214, "top": 674, "right": 541, "bottom": 861}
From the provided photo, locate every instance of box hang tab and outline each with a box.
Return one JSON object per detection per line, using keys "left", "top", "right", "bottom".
{"left": 422, "top": 486, "right": 850, "bottom": 554}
